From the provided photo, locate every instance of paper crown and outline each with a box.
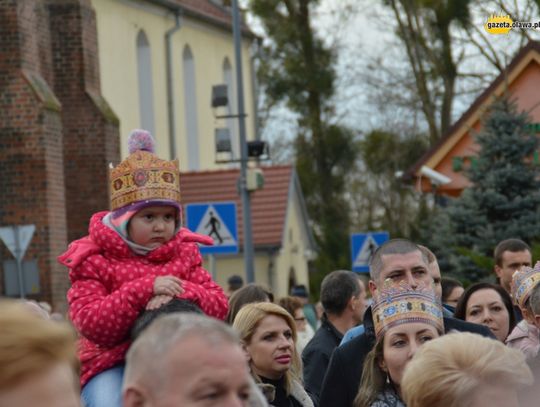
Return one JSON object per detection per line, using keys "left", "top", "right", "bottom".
{"left": 109, "top": 130, "right": 181, "bottom": 211}
{"left": 511, "top": 263, "right": 540, "bottom": 308}
{"left": 372, "top": 279, "right": 444, "bottom": 340}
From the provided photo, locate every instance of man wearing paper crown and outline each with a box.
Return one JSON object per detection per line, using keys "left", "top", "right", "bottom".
{"left": 58, "top": 130, "right": 228, "bottom": 407}
{"left": 354, "top": 280, "right": 443, "bottom": 407}
{"left": 506, "top": 263, "right": 540, "bottom": 359}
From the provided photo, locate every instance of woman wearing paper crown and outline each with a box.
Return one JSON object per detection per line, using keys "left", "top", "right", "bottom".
{"left": 353, "top": 280, "right": 444, "bottom": 407}
{"left": 58, "top": 130, "right": 228, "bottom": 407}
{"left": 506, "top": 263, "right": 540, "bottom": 359}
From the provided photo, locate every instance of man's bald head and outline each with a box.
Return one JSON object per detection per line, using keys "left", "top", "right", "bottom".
{"left": 123, "top": 314, "right": 252, "bottom": 407}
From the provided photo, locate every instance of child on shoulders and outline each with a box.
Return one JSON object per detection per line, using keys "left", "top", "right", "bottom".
{"left": 59, "top": 129, "right": 228, "bottom": 407}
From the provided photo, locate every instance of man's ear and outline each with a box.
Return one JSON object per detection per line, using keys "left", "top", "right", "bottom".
{"left": 123, "top": 387, "right": 147, "bottom": 407}
{"left": 368, "top": 280, "right": 377, "bottom": 296}
{"left": 494, "top": 264, "right": 503, "bottom": 279}
{"left": 348, "top": 295, "right": 357, "bottom": 311}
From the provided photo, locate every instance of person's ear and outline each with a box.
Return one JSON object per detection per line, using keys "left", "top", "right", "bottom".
{"left": 494, "top": 264, "right": 503, "bottom": 279}
{"left": 241, "top": 341, "right": 251, "bottom": 362}
{"left": 347, "top": 295, "right": 356, "bottom": 311}
{"left": 521, "top": 307, "right": 533, "bottom": 324}
{"left": 123, "top": 387, "right": 147, "bottom": 407}
{"left": 534, "top": 314, "right": 540, "bottom": 329}
{"left": 378, "top": 358, "right": 387, "bottom": 372}
{"left": 368, "top": 280, "right": 377, "bottom": 296}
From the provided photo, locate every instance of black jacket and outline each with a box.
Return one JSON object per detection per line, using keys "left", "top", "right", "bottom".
{"left": 318, "top": 306, "right": 495, "bottom": 407}
{"left": 302, "top": 315, "right": 343, "bottom": 405}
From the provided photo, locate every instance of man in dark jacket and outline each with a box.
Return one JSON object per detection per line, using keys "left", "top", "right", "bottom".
{"left": 319, "top": 239, "right": 495, "bottom": 407}
{"left": 302, "top": 270, "right": 366, "bottom": 405}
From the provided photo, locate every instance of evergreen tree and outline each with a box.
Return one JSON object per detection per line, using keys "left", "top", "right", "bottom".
{"left": 249, "top": 0, "right": 357, "bottom": 286}
{"left": 427, "top": 97, "right": 540, "bottom": 281}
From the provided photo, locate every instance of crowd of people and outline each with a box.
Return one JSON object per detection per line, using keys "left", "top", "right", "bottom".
{"left": 2, "top": 130, "right": 540, "bottom": 407}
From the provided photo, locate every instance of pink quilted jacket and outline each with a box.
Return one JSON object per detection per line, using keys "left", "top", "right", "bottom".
{"left": 58, "top": 211, "right": 228, "bottom": 386}
{"left": 506, "top": 319, "right": 540, "bottom": 360}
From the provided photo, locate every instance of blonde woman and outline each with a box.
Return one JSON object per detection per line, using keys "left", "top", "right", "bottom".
{"left": 0, "top": 300, "right": 80, "bottom": 406}
{"left": 233, "top": 302, "right": 313, "bottom": 407}
{"left": 401, "top": 332, "right": 533, "bottom": 407}
{"left": 354, "top": 281, "right": 444, "bottom": 407}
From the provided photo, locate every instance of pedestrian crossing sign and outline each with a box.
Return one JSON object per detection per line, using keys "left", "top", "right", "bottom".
{"left": 185, "top": 202, "right": 238, "bottom": 255}
{"left": 350, "top": 232, "right": 390, "bottom": 272}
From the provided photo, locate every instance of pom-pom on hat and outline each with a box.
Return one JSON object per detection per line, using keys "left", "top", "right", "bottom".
{"left": 128, "top": 129, "right": 156, "bottom": 154}
{"left": 511, "top": 263, "right": 540, "bottom": 309}
{"left": 372, "top": 279, "right": 444, "bottom": 341}
{"left": 108, "top": 130, "right": 181, "bottom": 238}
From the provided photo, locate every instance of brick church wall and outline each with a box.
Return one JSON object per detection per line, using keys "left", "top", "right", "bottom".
{"left": 0, "top": 0, "right": 119, "bottom": 311}
{"left": 49, "top": 0, "right": 120, "bottom": 243}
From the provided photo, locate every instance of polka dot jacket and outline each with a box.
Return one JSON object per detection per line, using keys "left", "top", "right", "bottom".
{"left": 58, "top": 211, "right": 228, "bottom": 387}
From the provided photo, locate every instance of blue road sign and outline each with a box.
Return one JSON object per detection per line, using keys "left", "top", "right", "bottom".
{"left": 351, "top": 232, "right": 390, "bottom": 272}
{"left": 185, "top": 202, "right": 238, "bottom": 255}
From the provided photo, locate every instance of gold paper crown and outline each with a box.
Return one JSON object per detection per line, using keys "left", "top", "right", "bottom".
{"left": 511, "top": 263, "right": 540, "bottom": 308}
{"left": 372, "top": 279, "right": 444, "bottom": 340}
{"left": 109, "top": 150, "right": 181, "bottom": 211}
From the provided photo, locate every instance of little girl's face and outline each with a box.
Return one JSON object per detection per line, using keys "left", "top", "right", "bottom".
{"left": 128, "top": 206, "right": 176, "bottom": 248}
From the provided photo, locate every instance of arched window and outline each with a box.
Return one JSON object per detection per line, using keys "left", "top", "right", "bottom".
{"left": 136, "top": 30, "right": 155, "bottom": 135}
{"left": 223, "top": 58, "right": 238, "bottom": 159}
{"left": 183, "top": 46, "right": 199, "bottom": 170}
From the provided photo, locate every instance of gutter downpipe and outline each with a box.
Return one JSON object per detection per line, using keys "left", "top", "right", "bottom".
{"left": 165, "top": 10, "right": 182, "bottom": 159}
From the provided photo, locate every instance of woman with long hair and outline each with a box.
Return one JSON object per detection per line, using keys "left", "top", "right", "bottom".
{"left": 354, "top": 281, "right": 444, "bottom": 407}
{"left": 233, "top": 302, "right": 313, "bottom": 407}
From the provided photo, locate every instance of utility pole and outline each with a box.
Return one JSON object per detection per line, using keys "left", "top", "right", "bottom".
{"left": 232, "top": 0, "right": 255, "bottom": 283}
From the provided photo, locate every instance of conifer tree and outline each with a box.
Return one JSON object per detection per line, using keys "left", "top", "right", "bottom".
{"left": 428, "top": 97, "right": 540, "bottom": 281}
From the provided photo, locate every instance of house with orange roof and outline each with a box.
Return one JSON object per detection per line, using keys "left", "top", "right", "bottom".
{"left": 407, "top": 41, "right": 540, "bottom": 197}
{"left": 181, "top": 165, "right": 316, "bottom": 297}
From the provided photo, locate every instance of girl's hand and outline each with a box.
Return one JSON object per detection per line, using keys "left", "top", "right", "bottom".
{"left": 153, "top": 276, "right": 184, "bottom": 296}
{"left": 146, "top": 295, "right": 174, "bottom": 310}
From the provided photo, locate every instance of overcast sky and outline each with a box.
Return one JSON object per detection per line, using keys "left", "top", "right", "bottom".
{"left": 251, "top": 0, "right": 397, "bottom": 154}
{"left": 244, "top": 0, "right": 534, "bottom": 160}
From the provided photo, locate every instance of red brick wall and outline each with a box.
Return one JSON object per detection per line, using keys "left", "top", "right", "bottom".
{"left": 0, "top": 0, "right": 68, "bottom": 311}
{"left": 49, "top": 0, "right": 120, "bottom": 243}
{"left": 0, "top": 0, "right": 120, "bottom": 312}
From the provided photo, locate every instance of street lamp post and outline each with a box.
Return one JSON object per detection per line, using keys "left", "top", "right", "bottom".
{"left": 231, "top": 0, "right": 255, "bottom": 283}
